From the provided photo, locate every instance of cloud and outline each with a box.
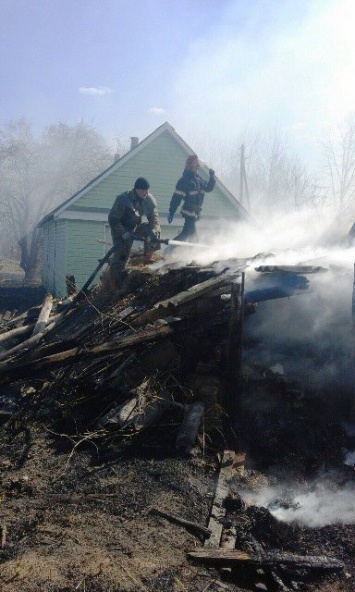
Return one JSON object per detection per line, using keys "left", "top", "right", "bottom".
{"left": 149, "top": 107, "right": 166, "bottom": 114}
{"left": 79, "top": 86, "right": 114, "bottom": 96}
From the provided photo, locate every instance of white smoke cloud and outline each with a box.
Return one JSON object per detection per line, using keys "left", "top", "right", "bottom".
{"left": 344, "top": 450, "right": 355, "bottom": 466}
{"left": 172, "top": 205, "right": 349, "bottom": 264}
{"left": 161, "top": 206, "right": 355, "bottom": 393}
{"left": 79, "top": 86, "right": 114, "bottom": 96}
{"left": 242, "top": 481, "right": 355, "bottom": 527}
{"left": 149, "top": 107, "right": 166, "bottom": 114}
{"left": 171, "top": 0, "right": 355, "bottom": 162}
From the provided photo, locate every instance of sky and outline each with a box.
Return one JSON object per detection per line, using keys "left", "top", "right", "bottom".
{"left": 1, "top": 0, "right": 355, "bottom": 164}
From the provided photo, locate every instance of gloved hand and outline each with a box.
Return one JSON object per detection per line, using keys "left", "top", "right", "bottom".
{"left": 168, "top": 213, "right": 174, "bottom": 224}
{"left": 209, "top": 168, "right": 215, "bottom": 177}
{"left": 150, "top": 230, "right": 160, "bottom": 241}
{"left": 122, "top": 231, "right": 132, "bottom": 241}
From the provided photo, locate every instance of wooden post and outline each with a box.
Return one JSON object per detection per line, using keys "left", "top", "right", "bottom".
{"left": 225, "top": 274, "right": 244, "bottom": 428}
{"left": 65, "top": 275, "right": 76, "bottom": 296}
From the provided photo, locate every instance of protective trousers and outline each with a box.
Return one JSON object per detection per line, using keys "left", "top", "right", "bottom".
{"left": 173, "top": 217, "right": 198, "bottom": 243}
{"left": 109, "top": 223, "right": 160, "bottom": 283}
{"left": 109, "top": 236, "right": 133, "bottom": 283}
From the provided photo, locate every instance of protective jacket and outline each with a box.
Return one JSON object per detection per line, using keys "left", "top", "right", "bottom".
{"left": 108, "top": 189, "right": 160, "bottom": 242}
{"left": 169, "top": 170, "right": 216, "bottom": 221}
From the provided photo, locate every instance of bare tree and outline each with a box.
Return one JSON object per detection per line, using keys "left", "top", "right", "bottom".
{"left": 197, "top": 129, "right": 320, "bottom": 216}
{"left": 0, "top": 118, "right": 116, "bottom": 281}
{"left": 322, "top": 115, "right": 355, "bottom": 215}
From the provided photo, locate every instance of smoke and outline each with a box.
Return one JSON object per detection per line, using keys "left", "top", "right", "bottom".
{"left": 343, "top": 423, "right": 355, "bottom": 438}
{"left": 183, "top": 205, "right": 355, "bottom": 530}
{"left": 172, "top": 0, "right": 355, "bottom": 165}
{"left": 241, "top": 480, "right": 355, "bottom": 527}
{"left": 344, "top": 450, "right": 355, "bottom": 466}
{"left": 160, "top": 205, "right": 355, "bottom": 393}
{"left": 163, "top": 204, "right": 353, "bottom": 266}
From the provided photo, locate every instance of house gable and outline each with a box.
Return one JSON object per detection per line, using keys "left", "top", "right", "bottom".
{"left": 44, "top": 122, "right": 250, "bottom": 225}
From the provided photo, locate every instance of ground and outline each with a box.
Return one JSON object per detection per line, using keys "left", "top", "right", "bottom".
{"left": 0, "top": 421, "right": 221, "bottom": 592}
{"left": 0, "top": 416, "right": 354, "bottom": 592}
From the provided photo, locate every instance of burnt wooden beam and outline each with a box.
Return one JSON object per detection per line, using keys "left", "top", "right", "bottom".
{"left": 132, "top": 390, "right": 173, "bottom": 432}
{"left": 1, "top": 309, "right": 29, "bottom": 328}
{"left": 150, "top": 507, "right": 211, "bottom": 539}
{"left": 0, "top": 309, "right": 230, "bottom": 379}
{"left": 188, "top": 548, "right": 344, "bottom": 570}
{"left": 105, "top": 353, "right": 136, "bottom": 382}
{"left": 0, "top": 322, "right": 175, "bottom": 377}
{"left": 0, "top": 323, "right": 34, "bottom": 345}
{"left": 132, "top": 274, "right": 235, "bottom": 327}
{"left": 205, "top": 450, "right": 245, "bottom": 549}
{"left": 31, "top": 293, "right": 54, "bottom": 336}
{"left": 255, "top": 265, "right": 328, "bottom": 273}
{"left": 0, "top": 307, "right": 73, "bottom": 363}
{"left": 98, "top": 397, "right": 137, "bottom": 428}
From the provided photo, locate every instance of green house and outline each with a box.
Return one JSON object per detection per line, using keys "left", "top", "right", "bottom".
{"left": 39, "top": 122, "right": 250, "bottom": 297}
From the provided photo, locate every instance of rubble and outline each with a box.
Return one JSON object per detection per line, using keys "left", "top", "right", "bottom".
{"left": 0, "top": 256, "right": 354, "bottom": 592}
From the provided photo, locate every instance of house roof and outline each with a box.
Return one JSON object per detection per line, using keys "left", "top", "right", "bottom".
{"left": 39, "top": 121, "right": 251, "bottom": 226}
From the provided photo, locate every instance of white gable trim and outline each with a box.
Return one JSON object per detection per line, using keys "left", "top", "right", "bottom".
{"left": 57, "top": 211, "right": 109, "bottom": 222}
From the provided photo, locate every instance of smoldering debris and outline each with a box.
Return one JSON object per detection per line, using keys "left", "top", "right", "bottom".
{"left": 0, "top": 253, "right": 354, "bottom": 591}
{"left": 240, "top": 480, "right": 355, "bottom": 527}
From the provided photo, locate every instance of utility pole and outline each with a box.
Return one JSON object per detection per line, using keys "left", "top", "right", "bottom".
{"left": 239, "top": 144, "right": 250, "bottom": 210}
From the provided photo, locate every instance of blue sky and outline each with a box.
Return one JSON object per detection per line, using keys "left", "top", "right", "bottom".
{"left": 1, "top": 0, "right": 354, "bottom": 163}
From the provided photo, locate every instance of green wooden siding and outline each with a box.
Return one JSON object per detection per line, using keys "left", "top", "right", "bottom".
{"left": 65, "top": 219, "right": 106, "bottom": 291}
{"left": 41, "top": 219, "right": 67, "bottom": 296}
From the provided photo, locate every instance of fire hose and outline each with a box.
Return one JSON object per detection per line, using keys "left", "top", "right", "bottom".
{"left": 122, "top": 235, "right": 208, "bottom": 249}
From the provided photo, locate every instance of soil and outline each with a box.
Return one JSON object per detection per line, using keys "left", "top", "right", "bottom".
{"left": 0, "top": 257, "right": 354, "bottom": 592}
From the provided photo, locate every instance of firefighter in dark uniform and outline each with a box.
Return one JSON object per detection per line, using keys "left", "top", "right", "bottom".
{"left": 167, "top": 154, "right": 216, "bottom": 242}
{"left": 108, "top": 177, "right": 161, "bottom": 289}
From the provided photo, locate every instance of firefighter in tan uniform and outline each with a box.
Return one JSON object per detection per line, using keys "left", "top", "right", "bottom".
{"left": 108, "top": 177, "right": 161, "bottom": 289}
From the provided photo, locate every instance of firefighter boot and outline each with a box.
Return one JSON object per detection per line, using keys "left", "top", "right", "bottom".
{"left": 144, "top": 250, "right": 154, "bottom": 263}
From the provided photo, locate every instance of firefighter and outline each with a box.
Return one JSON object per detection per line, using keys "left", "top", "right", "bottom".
{"left": 108, "top": 177, "right": 161, "bottom": 289}
{"left": 167, "top": 154, "right": 216, "bottom": 242}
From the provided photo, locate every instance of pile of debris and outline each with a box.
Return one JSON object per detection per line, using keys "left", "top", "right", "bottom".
{"left": 0, "top": 256, "right": 353, "bottom": 592}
